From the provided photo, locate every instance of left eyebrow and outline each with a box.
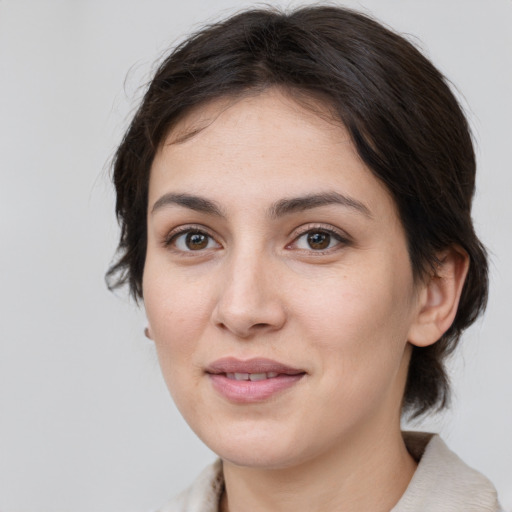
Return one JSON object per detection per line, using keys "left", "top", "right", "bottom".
{"left": 268, "top": 192, "right": 372, "bottom": 219}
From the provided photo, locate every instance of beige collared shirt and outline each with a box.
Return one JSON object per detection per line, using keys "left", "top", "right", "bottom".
{"left": 159, "top": 432, "right": 503, "bottom": 511}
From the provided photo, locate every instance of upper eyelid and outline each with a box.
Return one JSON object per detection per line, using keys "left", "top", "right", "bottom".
{"left": 165, "top": 223, "right": 215, "bottom": 237}
{"left": 289, "top": 223, "right": 350, "bottom": 241}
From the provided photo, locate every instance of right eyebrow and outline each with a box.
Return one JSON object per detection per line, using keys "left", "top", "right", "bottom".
{"left": 150, "top": 193, "right": 225, "bottom": 217}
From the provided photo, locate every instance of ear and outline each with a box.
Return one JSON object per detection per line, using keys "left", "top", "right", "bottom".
{"left": 408, "top": 246, "right": 469, "bottom": 348}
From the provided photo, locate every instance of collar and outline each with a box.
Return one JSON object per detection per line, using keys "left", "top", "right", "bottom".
{"left": 160, "top": 432, "right": 501, "bottom": 512}
{"left": 392, "top": 431, "right": 500, "bottom": 511}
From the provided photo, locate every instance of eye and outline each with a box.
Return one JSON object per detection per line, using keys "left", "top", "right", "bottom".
{"left": 168, "top": 229, "right": 220, "bottom": 252}
{"left": 292, "top": 228, "right": 346, "bottom": 252}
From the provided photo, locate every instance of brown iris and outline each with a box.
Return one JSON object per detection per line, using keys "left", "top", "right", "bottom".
{"left": 186, "top": 232, "right": 209, "bottom": 250}
{"left": 307, "top": 231, "right": 331, "bottom": 250}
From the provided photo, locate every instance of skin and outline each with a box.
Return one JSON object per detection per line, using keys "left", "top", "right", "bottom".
{"left": 143, "top": 89, "right": 468, "bottom": 512}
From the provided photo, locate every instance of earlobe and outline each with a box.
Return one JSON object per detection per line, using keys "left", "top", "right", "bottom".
{"left": 408, "top": 247, "right": 469, "bottom": 347}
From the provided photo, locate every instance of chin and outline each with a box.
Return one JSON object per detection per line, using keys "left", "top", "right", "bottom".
{"left": 195, "top": 421, "right": 313, "bottom": 470}
{"left": 218, "top": 445, "right": 305, "bottom": 470}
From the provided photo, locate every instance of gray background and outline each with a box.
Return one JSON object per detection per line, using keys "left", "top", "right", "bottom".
{"left": 0, "top": 0, "right": 510, "bottom": 510}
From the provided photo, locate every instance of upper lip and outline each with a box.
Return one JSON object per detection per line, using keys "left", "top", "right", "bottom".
{"left": 205, "top": 357, "right": 305, "bottom": 375}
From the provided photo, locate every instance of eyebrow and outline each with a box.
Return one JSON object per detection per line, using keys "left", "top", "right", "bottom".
{"left": 268, "top": 191, "right": 372, "bottom": 219}
{"left": 151, "top": 191, "right": 372, "bottom": 219}
{"left": 151, "top": 193, "right": 225, "bottom": 216}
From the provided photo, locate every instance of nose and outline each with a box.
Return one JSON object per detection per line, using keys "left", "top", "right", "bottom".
{"left": 211, "top": 250, "right": 287, "bottom": 339}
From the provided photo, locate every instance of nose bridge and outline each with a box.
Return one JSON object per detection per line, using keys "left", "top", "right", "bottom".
{"left": 213, "top": 239, "right": 285, "bottom": 337}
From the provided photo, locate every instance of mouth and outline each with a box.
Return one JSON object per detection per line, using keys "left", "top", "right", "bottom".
{"left": 206, "top": 357, "right": 305, "bottom": 375}
{"left": 205, "top": 357, "right": 306, "bottom": 403}
{"left": 225, "top": 371, "right": 280, "bottom": 381}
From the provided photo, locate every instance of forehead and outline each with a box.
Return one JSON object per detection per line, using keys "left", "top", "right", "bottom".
{"left": 149, "top": 89, "right": 397, "bottom": 220}
{"left": 165, "top": 88, "right": 342, "bottom": 144}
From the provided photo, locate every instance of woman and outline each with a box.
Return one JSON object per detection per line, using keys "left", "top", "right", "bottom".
{"left": 107, "top": 5, "right": 503, "bottom": 511}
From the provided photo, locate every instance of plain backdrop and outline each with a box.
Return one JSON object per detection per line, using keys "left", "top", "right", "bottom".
{"left": 0, "top": 0, "right": 511, "bottom": 511}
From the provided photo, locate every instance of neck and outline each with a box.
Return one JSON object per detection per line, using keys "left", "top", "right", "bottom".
{"left": 220, "top": 424, "right": 416, "bottom": 512}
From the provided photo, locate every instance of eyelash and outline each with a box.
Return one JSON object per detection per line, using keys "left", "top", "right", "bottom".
{"left": 163, "top": 224, "right": 220, "bottom": 253}
{"left": 288, "top": 224, "right": 350, "bottom": 254}
{"left": 163, "top": 224, "right": 350, "bottom": 255}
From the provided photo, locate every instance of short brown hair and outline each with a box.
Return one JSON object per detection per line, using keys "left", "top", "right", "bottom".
{"left": 107, "top": 5, "right": 488, "bottom": 418}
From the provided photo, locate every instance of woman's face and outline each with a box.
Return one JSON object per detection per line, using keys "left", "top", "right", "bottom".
{"left": 143, "top": 90, "right": 424, "bottom": 469}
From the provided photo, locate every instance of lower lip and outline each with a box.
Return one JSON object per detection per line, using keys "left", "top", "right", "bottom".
{"left": 208, "top": 374, "right": 304, "bottom": 403}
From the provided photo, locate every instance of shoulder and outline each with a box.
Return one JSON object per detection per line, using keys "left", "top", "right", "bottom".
{"left": 157, "top": 459, "right": 224, "bottom": 512}
{"left": 393, "top": 431, "right": 503, "bottom": 512}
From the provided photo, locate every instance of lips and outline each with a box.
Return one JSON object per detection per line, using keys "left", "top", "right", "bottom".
{"left": 206, "top": 357, "right": 305, "bottom": 375}
{"left": 205, "top": 357, "right": 306, "bottom": 403}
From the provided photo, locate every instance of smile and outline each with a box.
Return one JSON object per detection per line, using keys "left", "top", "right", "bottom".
{"left": 226, "top": 372, "right": 279, "bottom": 381}
{"left": 206, "top": 358, "right": 306, "bottom": 403}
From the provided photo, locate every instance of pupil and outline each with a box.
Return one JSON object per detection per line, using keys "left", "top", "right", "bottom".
{"left": 186, "top": 232, "right": 208, "bottom": 250}
{"left": 308, "top": 232, "right": 330, "bottom": 250}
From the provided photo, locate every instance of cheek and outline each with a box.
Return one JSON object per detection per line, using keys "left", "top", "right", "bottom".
{"left": 144, "top": 256, "right": 213, "bottom": 325}
{"left": 294, "top": 264, "right": 411, "bottom": 338}
{"left": 144, "top": 275, "right": 209, "bottom": 424}
{"left": 291, "top": 260, "right": 414, "bottom": 382}
{"left": 143, "top": 264, "right": 214, "bottom": 378}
